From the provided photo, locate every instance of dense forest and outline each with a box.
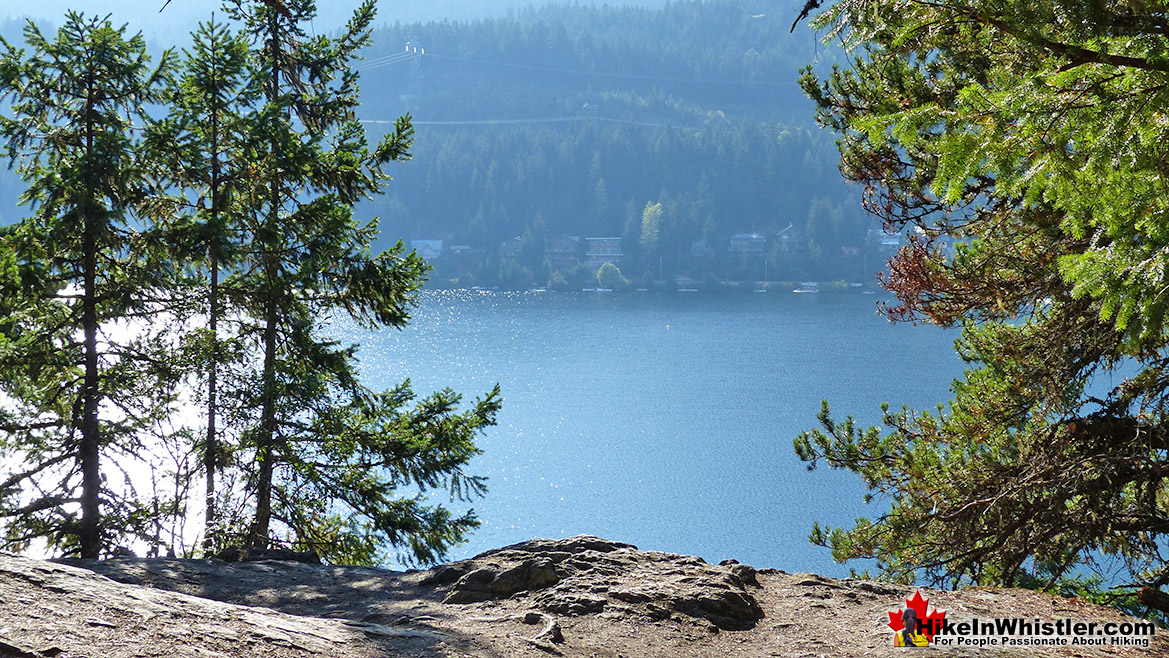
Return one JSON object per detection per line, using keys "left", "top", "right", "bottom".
{"left": 0, "top": 2, "right": 880, "bottom": 288}
{"left": 354, "top": 1, "right": 880, "bottom": 287}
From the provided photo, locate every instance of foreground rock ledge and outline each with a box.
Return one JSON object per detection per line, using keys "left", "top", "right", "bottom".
{"left": 0, "top": 536, "right": 1158, "bottom": 658}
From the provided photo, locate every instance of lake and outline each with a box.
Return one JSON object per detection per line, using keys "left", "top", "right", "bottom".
{"left": 341, "top": 289, "right": 966, "bottom": 574}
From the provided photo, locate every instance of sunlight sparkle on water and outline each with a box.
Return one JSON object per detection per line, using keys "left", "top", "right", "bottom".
{"left": 340, "top": 289, "right": 964, "bottom": 573}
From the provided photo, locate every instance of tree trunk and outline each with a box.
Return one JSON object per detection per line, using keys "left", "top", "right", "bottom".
{"left": 204, "top": 253, "right": 219, "bottom": 550}
{"left": 79, "top": 100, "right": 101, "bottom": 560}
{"left": 248, "top": 287, "right": 279, "bottom": 548}
{"left": 247, "top": 3, "right": 284, "bottom": 550}
{"left": 79, "top": 218, "right": 101, "bottom": 559}
{"left": 204, "top": 92, "right": 223, "bottom": 552}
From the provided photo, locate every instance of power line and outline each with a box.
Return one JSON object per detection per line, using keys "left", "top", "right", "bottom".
{"left": 363, "top": 117, "right": 580, "bottom": 126}
{"left": 358, "top": 52, "right": 415, "bottom": 71}
{"left": 358, "top": 43, "right": 424, "bottom": 73}
{"left": 359, "top": 116, "right": 714, "bottom": 131}
{"left": 422, "top": 52, "right": 796, "bottom": 88}
{"left": 355, "top": 45, "right": 798, "bottom": 87}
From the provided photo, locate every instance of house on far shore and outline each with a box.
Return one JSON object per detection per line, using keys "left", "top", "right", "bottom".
{"left": 410, "top": 239, "right": 443, "bottom": 259}
{"left": 545, "top": 234, "right": 580, "bottom": 267}
{"left": 840, "top": 246, "right": 861, "bottom": 257}
{"left": 729, "top": 233, "right": 767, "bottom": 255}
{"left": 585, "top": 237, "right": 623, "bottom": 266}
{"left": 776, "top": 226, "right": 804, "bottom": 254}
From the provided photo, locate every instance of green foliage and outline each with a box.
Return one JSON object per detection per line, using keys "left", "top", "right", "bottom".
{"left": 547, "top": 270, "right": 569, "bottom": 291}
{"left": 0, "top": 13, "right": 175, "bottom": 558}
{"left": 0, "top": 2, "right": 501, "bottom": 566}
{"left": 355, "top": 2, "right": 872, "bottom": 285}
{"left": 143, "top": 15, "right": 257, "bottom": 553}
{"left": 795, "top": 0, "right": 1169, "bottom": 607}
{"left": 363, "top": 1, "right": 817, "bottom": 124}
{"left": 372, "top": 121, "right": 870, "bottom": 285}
{"left": 640, "top": 202, "right": 662, "bottom": 254}
{"left": 196, "top": 0, "right": 499, "bottom": 565}
{"left": 595, "top": 262, "right": 630, "bottom": 290}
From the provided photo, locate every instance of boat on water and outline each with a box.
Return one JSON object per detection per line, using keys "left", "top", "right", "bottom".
{"left": 793, "top": 281, "right": 820, "bottom": 293}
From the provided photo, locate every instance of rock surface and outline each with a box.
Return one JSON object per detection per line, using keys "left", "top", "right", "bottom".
{"left": 438, "top": 537, "right": 763, "bottom": 629}
{"left": 0, "top": 551, "right": 432, "bottom": 658}
{"left": 0, "top": 535, "right": 1160, "bottom": 658}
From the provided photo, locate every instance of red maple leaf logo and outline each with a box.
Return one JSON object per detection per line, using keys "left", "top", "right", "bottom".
{"left": 887, "top": 590, "right": 947, "bottom": 641}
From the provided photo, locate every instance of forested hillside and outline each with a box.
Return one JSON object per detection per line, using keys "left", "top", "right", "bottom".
{"left": 0, "top": 2, "right": 879, "bottom": 287}
{"left": 355, "top": 1, "right": 880, "bottom": 287}
{"left": 362, "top": 2, "right": 815, "bottom": 123}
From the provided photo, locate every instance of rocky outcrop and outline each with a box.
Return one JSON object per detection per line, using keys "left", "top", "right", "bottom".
{"left": 0, "top": 535, "right": 1161, "bottom": 658}
{"left": 431, "top": 535, "right": 764, "bottom": 630}
{"left": 440, "top": 557, "right": 561, "bottom": 603}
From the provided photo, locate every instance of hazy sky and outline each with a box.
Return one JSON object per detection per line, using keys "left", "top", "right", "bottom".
{"left": 3, "top": 1, "right": 672, "bottom": 45}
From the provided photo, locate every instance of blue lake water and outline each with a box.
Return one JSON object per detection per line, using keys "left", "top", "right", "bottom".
{"left": 340, "top": 289, "right": 966, "bottom": 574}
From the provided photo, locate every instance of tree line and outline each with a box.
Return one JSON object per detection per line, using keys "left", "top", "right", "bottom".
{"left": 350, "top": 1, "right": 871, "bottom": 288}
{"left": 366, "top": 120, "right": 872, "bottom": 288}
{"left": 0, "top": 0, "right": 499, "bottom": 565}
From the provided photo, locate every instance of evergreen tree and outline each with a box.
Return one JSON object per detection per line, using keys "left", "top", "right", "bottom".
{"left": 0, "top": 14, "right": 174, "bottom": 558}
{"left": 222, "top": 0, "right": 500, "bottom": 564}
{"left": 144, "top": 17, "right": 257, "bottom": 551}
{"left": 793, "top": 0, "right": 1169, "bottom": 606}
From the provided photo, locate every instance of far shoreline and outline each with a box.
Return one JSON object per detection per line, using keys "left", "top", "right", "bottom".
{"left": 430, "top": 280, "right": 884, "bottom": 294}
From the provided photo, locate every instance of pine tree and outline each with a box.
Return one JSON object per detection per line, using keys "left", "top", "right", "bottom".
{"left": 793, "top": 0, "right": 1169, "bottom": 605}
{"left": 0, "top": 14, "right": 174, "bottom": 558}
{"left": 220, "top": 0, "right": 500, "bottom": 565}
{"left": 143, "top": 17, "right": 257, "bottom": 551}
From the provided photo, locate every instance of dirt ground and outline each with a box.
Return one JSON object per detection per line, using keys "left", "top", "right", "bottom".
{"left": 0, "top": 536, "right": 1163, "bottom": 658}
